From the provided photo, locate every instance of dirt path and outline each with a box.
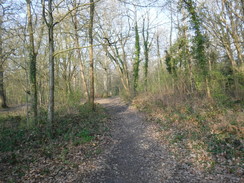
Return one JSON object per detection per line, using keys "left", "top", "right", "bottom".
{"left": 80, "top": 97, "right": 238, "bottom": 183}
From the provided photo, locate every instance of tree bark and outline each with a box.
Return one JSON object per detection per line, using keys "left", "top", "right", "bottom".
{"left": 0, "top": 65, "right": 7, "bottom": 108}
{"left": 89, "top": 0, "right": 95, "bottom": 110}
{"left": 142, "top": 18, "right": 149, "bottom": 92}
{"left": 156, "top": 34, "right": 163, "bottom": 84}
{"left": 42, "top": 0, "right": 55, "bottom": 124}
{"left": 0, "top": 9, "right": 7, "bottom": 108}
{"left": 26, "top": 0, "right": 37, "bottom": 122}
{"left": 133, "top": 21, "right": 140, "bottom": 96}
{"left": 48, "top": 1, "right": 55, "bottom": 124}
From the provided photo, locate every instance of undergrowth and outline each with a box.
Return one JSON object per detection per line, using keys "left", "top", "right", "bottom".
{"left": 0, "top": 103, "right": 109, "bottom": 182}
{"left": 133, "top": 93, "right": 243, "bottom": 175}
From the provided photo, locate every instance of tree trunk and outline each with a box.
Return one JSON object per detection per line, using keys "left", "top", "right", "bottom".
{"left": 142, "top": 18, "right": 149, "bottom": 92}
{"left": 0, "top": 10, "right": 7, "bottom": 108}
{"left": 0, "top": 65, "right": 7, "bottom": 108}
{"left": 89, "top": 0, "right": 95, "bottom": 110}
{"left": 26, "top": 0, "right": 37, "bottom": 122}
{"left": 156, "top": 34, "right": 162, "bottom": 84}
{"left": 183, "top": 0, "right": 210, "bottom": 97}
{"left": 169, "top": 1, "right": 173, "bottom": 48}
{"left": 187, "top": 56, "right": 195, "bottom": 93}
{"left": 46, "top": 0, "right": 55, "bottom": 124}
{"left": 133, "top": 21, "right": 140, "bottom": 96}
{"left": 121, "top": 41, "right": 130, "bottom": 97}
{"left": 103, "top": 71, "right": 108, "bottom": 97}
{"left": 103, "top": 58, "right": 110, "bottom": 97}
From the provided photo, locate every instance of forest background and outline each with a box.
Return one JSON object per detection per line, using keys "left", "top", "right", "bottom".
{"left": 0, "top": 0, "right": 243, "bottom": 181}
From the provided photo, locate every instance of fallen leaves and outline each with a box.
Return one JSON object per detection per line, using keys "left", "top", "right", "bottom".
{"left": 133, "top": 94, "right": 244, "bottom": 180}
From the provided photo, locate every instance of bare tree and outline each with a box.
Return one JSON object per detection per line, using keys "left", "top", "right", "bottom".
{"left": 133, "top": 21, "right": 140, "bottom": 96}
{"left": 26, "top": 0, "right": 37, "bottom": 123}
{"left": 0, "top": 1, "right": 8, "bottom": 108}
{"left": 203, "top": 0, "right": 244, "bottom": 97}
{"left": 42, "top": 0, "right": 55, "bottom": 125}
{"left": 142, "top": 16, "right": 151, "bottom": 91}
{"left": 0, "top": 11, "right": 7, "bottom": 108}
{"left": 89, "top": 0, "right": 95, "bottom": 110}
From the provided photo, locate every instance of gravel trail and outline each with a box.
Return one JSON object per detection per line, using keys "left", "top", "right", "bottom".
{"left": 80, "top": 97, "right": 240, "bottom": 183}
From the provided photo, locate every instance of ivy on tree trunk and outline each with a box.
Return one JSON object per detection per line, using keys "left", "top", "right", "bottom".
{"left": 182, "top": 0, "right": 211, "bottom": 98}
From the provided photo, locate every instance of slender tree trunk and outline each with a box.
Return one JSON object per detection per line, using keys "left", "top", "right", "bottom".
{"left": 103, "top": 58, "right": 109, "bottom": 97}
{"left": 142, "top": 18, "right": 149, "bottom": 92}
{"left": 156, "top": 35, "right": 162, "bottom": 67}
{"left": 188, "top": 58, "right": 194, "bottom": 93}
{"left": 0, "top": 11, "right": 7, "bottom": 108}
{"left": 169, "top": 1, "right": 173, "bottom": 48}
{"left": 221, "top": 37, "right": 239, "bottom": 97}
{"left": 117, "top": 71, "right": 130, "bottom": 97}
{"left": 45, "top": 0, "right": 55, "bottom": 124}
{"left": 0, "top": 65, "right": 7, "bottom": 108}
{"left": 133, "top": 21, "right": 140, "bottom": 96}
{"left": 103, "top": 70, "right": 108, "bottom": 97}
{"left": 89, "top": 0, "right": 95, "bottom": 110}
{"left": 26, "top": 0, "right": 37, "bottom": 122}
{"left": 156, "top": 34, "right": 163, "bottom": 84}
{"left": 121, "top": 42, "right": 130, "bottom": 97}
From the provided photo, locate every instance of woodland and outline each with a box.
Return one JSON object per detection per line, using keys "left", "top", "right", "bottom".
{"left": 0, "top": 0, "right": 243, "bottom": 182}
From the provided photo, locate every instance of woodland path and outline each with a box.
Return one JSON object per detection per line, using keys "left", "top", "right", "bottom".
{"left": 81, "top": 97, "right": 232, "bottom": 183}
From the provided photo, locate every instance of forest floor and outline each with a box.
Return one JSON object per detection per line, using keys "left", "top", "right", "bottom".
{"left": 0, "top": 97, "right": 243, "bottom": 182}
{"left": 81, "top": 97, "right": 242, "bottom": 183}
